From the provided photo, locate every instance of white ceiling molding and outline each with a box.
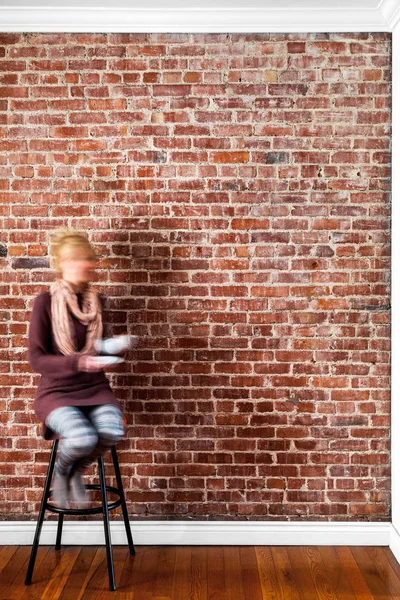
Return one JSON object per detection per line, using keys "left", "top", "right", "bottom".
{"left": 380, "top": 0, "right": 400, "bottom": 28}
{"left": 0, "top": 0, "right": 399, "bottom": 32}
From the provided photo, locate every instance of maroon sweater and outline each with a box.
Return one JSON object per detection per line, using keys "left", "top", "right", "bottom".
{"left": 28, "top": 291, "right": 122, "bottom": 439}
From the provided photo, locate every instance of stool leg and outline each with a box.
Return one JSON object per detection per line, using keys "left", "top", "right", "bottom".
{"left": 55, "top": 513, "right": 64, "bottom": 550}
{"left": 111, "top": 446, "right": 135, "bottom": 555}
{"left": 25, "top": 439, "right": 59, "bottom": 585}
{"left": 98, "top": 455, "right": 116, "bottom": 591}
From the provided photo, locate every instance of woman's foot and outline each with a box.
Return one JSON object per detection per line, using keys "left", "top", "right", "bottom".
{"left": 69, "top": 471, "right": 88, "bottom": 506}
{"left": 52, "top": 472, "right": 70, "bottom": 509}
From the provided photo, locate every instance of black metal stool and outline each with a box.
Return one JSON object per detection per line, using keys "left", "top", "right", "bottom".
{"left": 25, "top": 439, "right": 135, "bottom": 591}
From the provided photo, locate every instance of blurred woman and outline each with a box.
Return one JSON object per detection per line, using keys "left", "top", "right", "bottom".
{"left": 28, "top": 228, "right": 130, "bottom": 508}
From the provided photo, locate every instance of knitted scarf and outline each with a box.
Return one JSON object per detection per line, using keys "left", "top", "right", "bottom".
{"left": 49, "top": 278, "right": 103, "bottom": 356}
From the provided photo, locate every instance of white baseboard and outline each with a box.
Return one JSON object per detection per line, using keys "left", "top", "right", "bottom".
{"left": 0, "top": 520, "right": 391, "bottom": 547}
{"left": 390, "top": 524, "right": 400, "bottom": 563}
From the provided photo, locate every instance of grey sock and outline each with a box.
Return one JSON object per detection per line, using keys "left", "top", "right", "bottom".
{"left": 52, "top": 472, "right": 70, "bottom": 509}
{"left": 69, "top": 471, "right": 87, "bottom": 505}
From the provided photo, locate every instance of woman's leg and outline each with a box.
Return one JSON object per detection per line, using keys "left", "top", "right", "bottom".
{"left": 70, "top": 404, "right": 125, "bottom": 473}
{"left": 45, "top": 406, "right": 98, "bottom": 507}
{"left": 45, "top": 406, "right": 99, "bottom": 475}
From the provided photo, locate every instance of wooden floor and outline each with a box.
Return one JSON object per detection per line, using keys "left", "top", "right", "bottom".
{"left": 1, "top": 545, "right": 400, "bottom": 599}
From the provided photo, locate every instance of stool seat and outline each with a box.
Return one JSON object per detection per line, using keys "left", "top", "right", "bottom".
{"left": 25, "top": 439, "right": 135, "bottom": 591}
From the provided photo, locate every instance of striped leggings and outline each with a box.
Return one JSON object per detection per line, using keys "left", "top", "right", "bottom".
{"left": 45, "top": 404, "right": 125, "bottom": 476}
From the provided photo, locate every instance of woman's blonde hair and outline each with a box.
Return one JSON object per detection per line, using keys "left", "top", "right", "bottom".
{"left": 50, "top": 228, "right": 97, "bottom": 273}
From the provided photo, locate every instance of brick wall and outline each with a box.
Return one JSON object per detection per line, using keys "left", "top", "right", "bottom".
{"left": 0, "top": 32, "right": 391, "bottom": 521}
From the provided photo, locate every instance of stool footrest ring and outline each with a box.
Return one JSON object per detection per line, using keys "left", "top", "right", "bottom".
{"left": 46, "top": 484, "right": 122, "bottom": 516}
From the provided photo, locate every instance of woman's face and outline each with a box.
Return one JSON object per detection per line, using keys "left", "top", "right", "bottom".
{"left": 58, "top": 244, "right": 98, "bottom": 286}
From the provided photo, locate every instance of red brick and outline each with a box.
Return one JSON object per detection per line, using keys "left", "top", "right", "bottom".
{"left": 288, "top": 42, "right": 306, "bottom": 53}
{"left": 210, "top": 151, "right": 249, "bottom": 163}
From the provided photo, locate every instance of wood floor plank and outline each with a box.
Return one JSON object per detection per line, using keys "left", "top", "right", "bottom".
{"left": 190, "top": 547, "right": 207, "bottom": 600}
{"left": 171, "top": 546, "right": 192, "bottom": 600}
{"left": 152, "top": 546, "right": 176, "bottom": 599}
{"left": 366, "top": 546, "right": 400, "bottom": 599}
{"left": 0, "top": 546, "right": 35, "bottom": 599}
{"left": 255, "top": 546, "right": 283, "bottom": 600}
{"left": 131, "top": 546, "right": 162, "bottom": 599}
{"left": 8, "top": 547, "right": 52, "bottom": 600}
{"left": 318, "top": 546, "right": 357, "bottom": 600}
{"left": 351, "top": 546, "right": 394, "bottom": 598}
{"left": 0, "top": 546, "right": 18, "bottom": 577}
{"left": 0, "top": 547, "right": 30, "bottom": 589}
{"left": 304, "top": 546, "right": 340, "bottom": 600}
{"left": 110, "top": 548, "right": 137, "bottom": 600}
{"left": 286, "top": 546, "right": 319, "bottom": 600}
{"left": 224, "top": 547, "right": 245, "bottom": 599}
{"left": 207, "top": 546, "right": 227, "bottom": 600}
{"left": 271, "top": 547, "right": 301, "bottom": 600}
{"left": 57, "top": 547, "right": 98, "bottom": 600}
{"left": 87, "top": 547, "right": 129, "bottom": 600}
{"left": 383, "top": 547, "right": 400, "bottom": 579}
{"left": 334, "top": 546, "right": 375, "bottom": 600}
{"left": 239, "top": 547, "right": 263, "bottom": 600}
{"left": 75, "top": 548, "right": 112, "bottom": 600}
{"left": 39, "top": 546, "right": 81, "bottom": 600}
{"left": 105, "top": 546, "right": 144, "bottom": 600}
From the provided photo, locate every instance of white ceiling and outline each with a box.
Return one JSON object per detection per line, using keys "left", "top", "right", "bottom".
{"left": 0, "top": 0, "right": 399, "bottom": 31}
{"left": 0, "top": 0, "right": 384, "bottom": 7}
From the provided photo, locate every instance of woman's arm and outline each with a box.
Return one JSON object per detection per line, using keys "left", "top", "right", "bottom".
{"left": 28, "top": 292, "right": 81, "bottom": 377}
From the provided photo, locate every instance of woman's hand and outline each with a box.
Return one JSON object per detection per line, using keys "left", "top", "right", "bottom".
{"left": 78, "top": 354, "right": 107, "bottom": 373}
